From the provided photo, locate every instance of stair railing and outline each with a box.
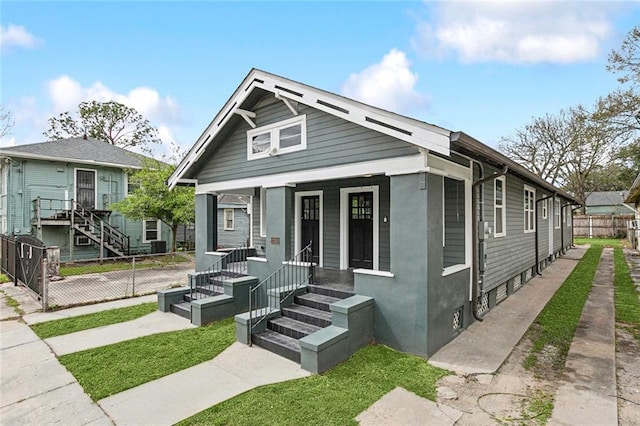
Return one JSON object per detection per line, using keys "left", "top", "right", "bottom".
{"left": 71, "top": 199, "right": 130, "bottom": 256}
{"left": 248, "top": 242, "right": 314, "bottom": 342}
{"left": 190, "top": 246, "right": 248, "bottom": 300}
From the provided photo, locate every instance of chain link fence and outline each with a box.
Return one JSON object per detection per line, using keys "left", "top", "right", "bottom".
{"left": 44, "top": 252, "right": 195, "bottom": 310}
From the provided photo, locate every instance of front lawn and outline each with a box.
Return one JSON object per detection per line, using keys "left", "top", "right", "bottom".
{"left": 59, "top": 317, "right": 235, "bottom": 401}
{"left": 178, "top": 344, "right": 449, "bottom": 426}
{"left": 30, "top": 302, "right": 157, "bottom": 339}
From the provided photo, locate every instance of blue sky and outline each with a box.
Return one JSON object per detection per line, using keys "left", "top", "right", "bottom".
{"left": 2, "top": 1, "right": 639, "bottom": 157}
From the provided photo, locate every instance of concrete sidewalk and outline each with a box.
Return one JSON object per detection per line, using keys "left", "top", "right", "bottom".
{"left": 429, "top": 246, "right": 587, "bottom": 374}
{"left": 98, "top": 342, "right": 310, "bottom": 426}
{"left": 549, "top": 247, "right": 618, "bottom": 425}
{"left": 0, "top": 320, "right": 112, "bottom": 425}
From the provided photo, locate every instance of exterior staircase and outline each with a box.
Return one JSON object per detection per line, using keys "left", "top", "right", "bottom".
{"left": 251, "top": 283, "right": 354, "bottom": 363}
{"left": 71, "top": 201, "right": 129, "bottom": 257}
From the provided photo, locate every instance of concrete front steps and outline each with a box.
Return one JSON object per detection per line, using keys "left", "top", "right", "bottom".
{"left": 248, "top": 284, "right": 375, "bottom": 373}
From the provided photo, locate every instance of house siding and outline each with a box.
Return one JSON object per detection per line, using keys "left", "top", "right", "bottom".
{"left": 217, "top": 204, "right": 250, "bottom": 248}
{"left": 196, "top": 96, "right": 420, "bottom": 184}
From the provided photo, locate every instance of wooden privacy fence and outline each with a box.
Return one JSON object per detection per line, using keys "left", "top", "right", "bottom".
{"left": 573, "top": 214, "right": 634, "bottom": 238}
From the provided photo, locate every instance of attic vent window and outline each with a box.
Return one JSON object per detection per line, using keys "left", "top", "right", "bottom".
{"left": 247, "top": 115, "right": 307, "bottom": 160}
{"left": 317, "top": 99, "right": 349, "bottom": 114}
{"left": 274, "top": 85, "right": 303, "bottom": 98}
{"left": 365, "top": 117, "right": 412, "bottom": 136}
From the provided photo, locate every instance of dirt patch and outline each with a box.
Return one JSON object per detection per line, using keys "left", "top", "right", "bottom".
{"left": 436, "top": 337, "right": 557, "bottom": 425}
{"left": 616, "top": 326, "right": 640, "bottom": 426}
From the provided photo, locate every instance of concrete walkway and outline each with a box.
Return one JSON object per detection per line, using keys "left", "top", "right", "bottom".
{"left": 98, "top": 342, "right": 310, "bottom": 426}
{"left": 429, "top": 246, "right": 587, "bottom": 374}
{"left": 0, "top": 320, "right": 112, "bottom": 425}
{"left": 549, "top": 248, "right": 618, "bottom": 426}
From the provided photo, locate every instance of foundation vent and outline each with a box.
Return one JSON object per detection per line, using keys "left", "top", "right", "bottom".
{"left": 477, "top": 293, "right": 490, "bottom": 315}
{"left": 513, "top": 274, "right": 522, "bottom": 291}
{"left": 496, "top": 283, "right": 508, "bottom": 302}
{"left": 453, "top": 307, "right": 463, "bottom": 331}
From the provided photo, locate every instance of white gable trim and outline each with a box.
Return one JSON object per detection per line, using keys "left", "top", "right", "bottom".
{"left": 169, "top": 69, "right": 451, "bottom": 188}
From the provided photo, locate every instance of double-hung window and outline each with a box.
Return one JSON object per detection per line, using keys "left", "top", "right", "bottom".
{"left": 524, "top": 186, "right": 535, "bottom": 233}
{"left": 554, "top": 199, "right": 561, "bottom": 229}
{"left": 247, "top": 115, "right": 306, "bottom": 160}
{"left": 143, "top": 219, "right": 161, "bottom": 242}
{"left": 224, "top": 208, "right": 234, "bottom": 230}
{"left": 542, "top": 199, "right": 548, "bottom": 219}
{"left": 494, "top": 177, "right": 506, "bottom": 237}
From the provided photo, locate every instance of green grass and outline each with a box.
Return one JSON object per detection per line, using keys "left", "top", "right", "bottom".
{"left": 613, "top": 247, "right": 640, "bottom": 340}
{"left": 178, "top": 344, "right": 449, "bottom": 426}
{"left": 574, "top": 237, "right": 623, "bottom": 248}
{"left": 59, "top": 254, "right": 191, "bottom": 277}
{"left": 0, "top": 290, "right": 24, "bottom": 315}
{"left": 30, "top": 302, "right": 157, "bottom": 339}
{"left": 0, "top": 273, "right": 11, "bottom": 283}
{"left": 523, "top": 245, "right": 603, "bottom": 375}
{"left": 58, "top": 317, "right": 235, "bottom": 401}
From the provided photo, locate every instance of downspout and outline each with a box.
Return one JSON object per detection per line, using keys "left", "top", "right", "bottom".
{"left": 471, "top": 164, "right": 508, "bottom": 321}
{"left": 535, "top": 193, "right": 556, "bottom": 275}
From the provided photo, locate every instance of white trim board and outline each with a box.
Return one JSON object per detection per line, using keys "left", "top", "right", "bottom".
{"left": 195, "top": 154, "right": 427, "bottom": 194}
{"left": 294, "top": 190, "right": 324, "bottom": 267}
{"left": 74, "top": 167, "right": 98, "bottom": 208}
{"left": 340, "top": 186, "right": 379, "bottom": 271}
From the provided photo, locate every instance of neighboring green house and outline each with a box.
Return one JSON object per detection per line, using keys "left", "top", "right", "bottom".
{"left": 585, "top": 191, "right": 636, "bottom": 215}
{"left": 217, "top": 194, "right": 251, "bottom": 249}
{"left": 0, "top": 137, "right": 172, "bottom": 261}
{"left": 164, "top": 69, "right": 578, "bottom": 372}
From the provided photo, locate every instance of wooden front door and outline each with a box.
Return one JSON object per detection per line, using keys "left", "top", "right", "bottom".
{"left": 301, "top": 195, "right": 320, "bottom": 264}
{"left": 349, "top": 192, "right": 373, "bottom": 269}
{"left": 76, "top": 170, "right": 96, "bottom": 209}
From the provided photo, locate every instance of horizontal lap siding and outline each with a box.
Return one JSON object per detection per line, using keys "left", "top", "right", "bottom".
{"left": 483, "top": 170, "right": 545, "bottom": 291}
{"left": 197, "top": 97, "right": 419, "bottom": 184}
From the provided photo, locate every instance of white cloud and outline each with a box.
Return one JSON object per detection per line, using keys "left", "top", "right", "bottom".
{"left": 0, "top": 24, "right": 40, "bottom": 53}
{"left": 342, "top": 48, "right": 427, "bottom": 113}
{"left": 414, "top": 0, "right": 616, "bottom": 64}
{"left": 0, "top": 136, "right": 16, "bottom": 148}
{"left": 47, "top": 75, "right": 182, "bottom": 126}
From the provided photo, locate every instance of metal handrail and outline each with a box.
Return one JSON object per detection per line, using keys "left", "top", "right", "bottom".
{"left": 248, "top": 243, "right": 314, "bottom": 343}
{"left": 190, "top": 247, "right": 248, "bottom": 300}
{"left": 70, "top": 199, "right": 130, "bottom": 255}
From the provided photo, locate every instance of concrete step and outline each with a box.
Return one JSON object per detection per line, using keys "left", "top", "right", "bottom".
{"left": 281, "top": 303, "right": 332, "bottom": 328}
{"left": 169, "top": 301, "right": 191, "bottom": 319}
{"left": 294, "top": 292, "right": 341, "bottom": 312}
{"left": 268, "top": 316, "right": 321, "bottom": 339}
{"left": 252, "top": 330, "right": 300, "bottom": 363}
{"left": 307, "top": 284, "right": 354, "bottom": 300}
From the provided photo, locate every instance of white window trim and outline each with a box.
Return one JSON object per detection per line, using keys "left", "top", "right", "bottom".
{"left": 0, "top": 165, "right": 7, "bottom": 196}
{"left": 554, "top": 198, "right": 561, "bottom": 229}
{"left": 223, "top": 208, "right": 235, "bottom": 230}
{"left": 339, "top": 186, "right": 379, "bottom": 270}
{"left": 259, "top": 187, "right": 267, "bottom": 237}
{"left": 494, "top": 176, "right": 506, "bottom": 238}
{"left": 142, "top": 219, "right": 161, "bottom": 243}
{"left": 567, "top": 209, "right": 572, "bottom": 227}
{"left": 442, "top": 175, "right": 472, "bottom": 275}
{"left": 294, "top": 190, "right": 324, "bottom": 267}
{"left": 524, "top": 185, "right": 536, "bottom": 234}
{"left": 247, "top": 115, "right": 307, "bottom": 160}
{"left": 74, "top": 168, "right": 98, "bottom": 208}
{"left": 542, "top": 198, "right": 548, "bottom": 219}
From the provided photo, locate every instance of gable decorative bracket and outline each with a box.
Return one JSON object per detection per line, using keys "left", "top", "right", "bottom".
{"left": 275, "top": 91, "right": 299, "bottom": 116}
{"left": 235, "top": 108, "right": 257, "bottom": 128}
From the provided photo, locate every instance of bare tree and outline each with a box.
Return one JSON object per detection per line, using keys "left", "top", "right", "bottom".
{"left": 0, "top": 105, "right": 14, "bottom": 140}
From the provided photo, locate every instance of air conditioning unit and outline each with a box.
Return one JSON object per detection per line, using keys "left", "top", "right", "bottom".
{"left": 75, "top": 235, "right": 91, "bottom": 246}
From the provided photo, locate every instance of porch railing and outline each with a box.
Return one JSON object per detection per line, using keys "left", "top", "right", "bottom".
{"left": 248, "top": 243, "right": 314, "bottom": 342}
{"left": 190, "top": 247, "right": 248, "bottom": 300}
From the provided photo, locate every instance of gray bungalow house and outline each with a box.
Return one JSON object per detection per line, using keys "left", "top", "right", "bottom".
{"left": 165, "top": 69, "right": 577, "bottom": 372}
{"left": 0, "top": 137, "right": 172, "bottom": 260}
{"left": 585, "top": 191, "right": 635, "bottom": 215}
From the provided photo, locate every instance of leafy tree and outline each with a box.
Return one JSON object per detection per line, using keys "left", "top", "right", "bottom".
{"left": 0, "top": 105, "right": 14, "bottom": 139}
{"left": 44, "top": 100, "right": 160, "bottom": 150}
{"left": 110, "top": 158, "right": 194, "bottom": 253}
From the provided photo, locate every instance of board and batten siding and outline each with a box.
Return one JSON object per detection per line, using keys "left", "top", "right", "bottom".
{"left": 196, "top": 95, "right": 420, "bottom": 184}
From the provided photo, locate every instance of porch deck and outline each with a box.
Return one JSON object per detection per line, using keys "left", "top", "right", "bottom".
{"left": 312, "top": 267, "right": 355, "bottom": 295}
